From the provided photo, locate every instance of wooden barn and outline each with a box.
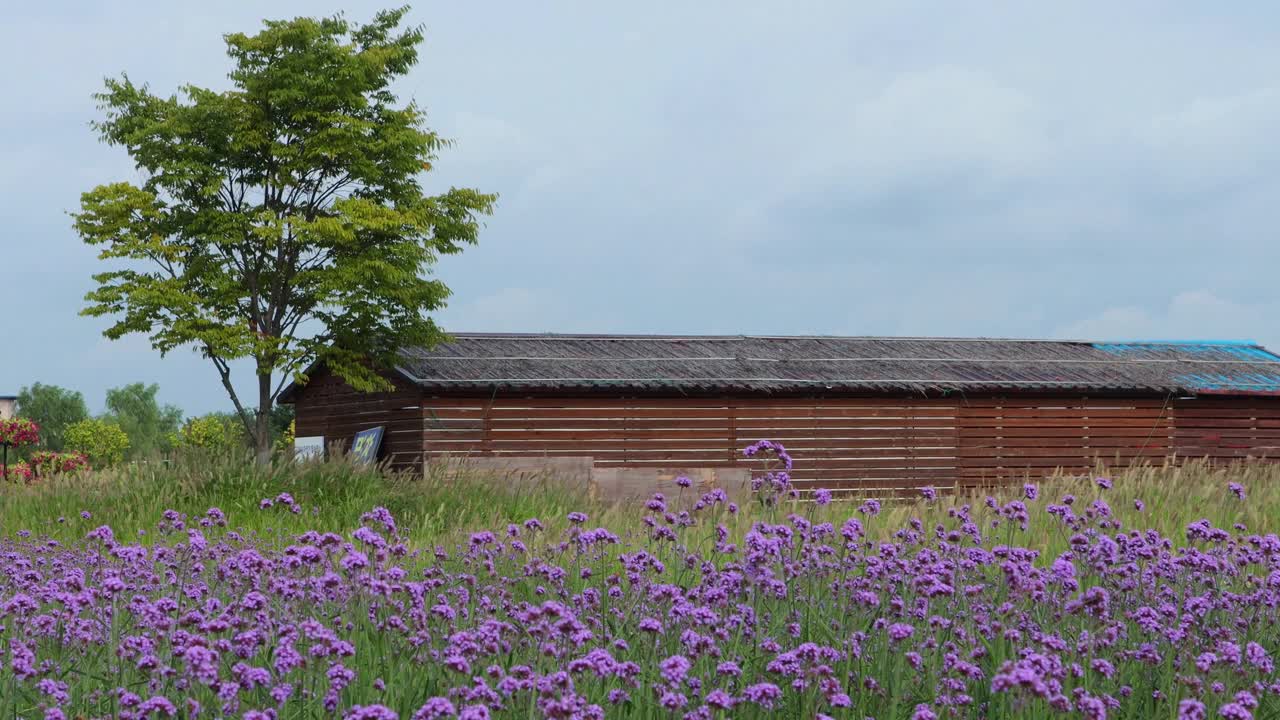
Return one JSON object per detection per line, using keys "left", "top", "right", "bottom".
{"left": 280, "top": 334, "right": 1280, "bottom": 498}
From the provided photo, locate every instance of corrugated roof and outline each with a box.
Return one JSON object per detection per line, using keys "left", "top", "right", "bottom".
{"left": 368, "top": 334, "right": 1280, "bottom": 396}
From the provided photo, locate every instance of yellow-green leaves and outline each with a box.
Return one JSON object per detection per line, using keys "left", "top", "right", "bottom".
{"left": 65, "top": 419, "right": 130, "bottom": 467}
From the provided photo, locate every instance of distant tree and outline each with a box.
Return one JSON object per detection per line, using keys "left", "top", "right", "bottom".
{"left": 103, "top": 383, "right": 183, "bottom": 458}
{"left": 15, "top": 383, "right": 89, "bottom": 452}
{"left": 260, "top": 403, "right": 296, "bottom": 445}
{"left": 73, "top": 7, "right": 496, "bottom": 463}
{"left": 65, "top": 419, "right": 130, "bottom": 467}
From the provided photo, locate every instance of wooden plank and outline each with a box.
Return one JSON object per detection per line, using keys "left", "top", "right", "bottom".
{"left": 483, "top": 429, "right": 733, "bottom": 441}
{"left": 958, "top": 457, "right": 1142, "bottom": 469}
{"left": 794, "top": 457, "right": 959, "bottom": 469}
{"left": 958, "top": 418, "right": 1169, "bottom": 428}
{"left": 734, "top": 415, "right": 957, "bottom": 425}
{"left": 765, "top": 446, "right": 958, "bottom": 459}
{"left": 733, "top": 408, "right": 958, "bottom": 420}
{"left": 1176, "top": 410, "right": 1280, "bottom": 420}
{"left": 957, "top": 446, "right": 1168, "bottom": 459}
{"left": 958, "top": 427, "right": 1162, "bottom": 438}
{"left": 962, "top": 410, "right": 1166, "bottom": 419}
{"left": 485, "top": 417, "right": 731, "bottom": 430}
{"left": 959, "top": 398, "right": 1171, "bottom": 408}
{"left": 958, "top": 436, "right": 1168, "bottom": 448}
{"left": 1176, "top": 417, "right": 1262, "bottom": 425}
{"left": 484, "top": 407, "right": 734, "bottom": 420}
{"left": 736, "top": 428, "right": 956, "bottom": 440}
{"left": 1174, "top": 429, "right": 1280, "bottom": 439}
{"left": 461, "top": 439, "right": 733, "bottom": 451}
{"left": 481, "top": 397, "right": 732, "bottom": 406}
{"left": 790, "top": 477, "right": 955, "bottom": 489}
{"left": 723, "top": 439, "right": 957, "bottom": 452}
{"left": 786, "top": 467, "right": 959, "bottom": 480}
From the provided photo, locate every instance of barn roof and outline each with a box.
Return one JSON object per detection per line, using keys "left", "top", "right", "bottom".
{"left": 332, "top": 333, "right": 1280, "bottom": 397}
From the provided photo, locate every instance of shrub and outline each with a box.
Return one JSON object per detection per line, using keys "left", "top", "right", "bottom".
{"left": 65, "top": 419, "right": 130, "bottom": 466}
{"left": 29, "top": 450, "right": 91, "bottom": 478}
{"left": 176, "top": 414, "right": 241, "bottom": 450}
{"left": 274, "top": 418, "right": 296, "bottom": 456}
{"left": 0, "top": 461, "right": 32, "bottom": 482}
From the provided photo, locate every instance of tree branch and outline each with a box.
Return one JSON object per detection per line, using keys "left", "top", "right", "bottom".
{"left": 207, "top": 347, "right": 255, "bottom": 439}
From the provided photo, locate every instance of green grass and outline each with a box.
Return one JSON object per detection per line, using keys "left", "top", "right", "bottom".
{"left": 1, "top": 452, "right": 1275, "bottom": 551}
{"left": 0, "top": 450, "right": 610, "bottom": 544}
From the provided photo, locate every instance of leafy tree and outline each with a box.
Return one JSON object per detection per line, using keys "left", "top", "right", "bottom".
{"left": 16, "top": 383, "right": 89, "bottom": 452}
{"left": 104, "top": 383, "right": 183, "bottom": 459}
{"left": 65, "top": 419, "right": 131, "bottom": 467}
{"left": 74, "top": 7, "right": 496, "bottom": 463}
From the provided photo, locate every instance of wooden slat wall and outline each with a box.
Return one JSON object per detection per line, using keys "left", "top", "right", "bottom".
{"left": 291, "top": 383, "right": 1280, "bottom": 494}
{"left": 292, "top": 368, "right": 425, "bottom": 472}
{"left": 424, "top": 396, "right": 736, "bottom": 466}
{"left": 956, "top": 396, "right": 1172, "bottom": 485}
{"left": 422, "top": 396, "right": 959, "bottom": 497}
{"left": 734, "top": 398, "right": 958, "bottom": 496}
{"left": 1173, "top": 398, "right": 1280, "bottom": 461}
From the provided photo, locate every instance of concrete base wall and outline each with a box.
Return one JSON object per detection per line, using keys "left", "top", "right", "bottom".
{"left": 592, "top": 466, "right": 751, "bottom": 503}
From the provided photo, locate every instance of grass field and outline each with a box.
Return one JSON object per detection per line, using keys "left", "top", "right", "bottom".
{"left": 3, "top": 450, "right": 1274, "bottom": 553}
{"left": 1, "top": 448, "right": 1277, "bottom": 719}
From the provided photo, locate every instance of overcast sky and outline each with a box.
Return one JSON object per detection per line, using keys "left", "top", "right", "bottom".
{"left": 2, "top": 1, "right": 1278, "bottom": 415}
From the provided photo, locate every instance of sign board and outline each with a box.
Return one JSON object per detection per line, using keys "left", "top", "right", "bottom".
{"left": 293, "top": 436, "right": 324, "bottom": 463}
{"left": 351, "top": 427, "right": 385, "bottom": 465}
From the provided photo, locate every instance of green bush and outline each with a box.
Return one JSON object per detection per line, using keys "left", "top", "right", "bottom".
{"left": 29, "top": 451, "right": 91, "bottom": 477}
{"left": 65, "top": 419, "right": 130, "bottom": 466}
{"left": 176, "top": 414, "right": 243, "bottom": 450}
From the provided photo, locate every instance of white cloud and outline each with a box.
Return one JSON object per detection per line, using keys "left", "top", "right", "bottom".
{"left": 782, "top": 65, "right": 1048, "bottom": 200}
{"left": 850, "top": 66, "right": 1047, "bottom": 184}
{"left": 1138, "top": 87, "right": 1280, "bottom": 192}
{"left": 1054, "top": 291, "right": 1280, "bottom": 348}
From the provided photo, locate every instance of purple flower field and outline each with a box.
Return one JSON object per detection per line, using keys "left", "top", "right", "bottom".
{"left": 1, "top": 441, "right": 1278, "bottom": 719}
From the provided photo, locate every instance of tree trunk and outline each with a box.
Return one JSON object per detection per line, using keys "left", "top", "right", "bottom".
{"left": 255, "top": 370, "right": 273, "bottom": 466}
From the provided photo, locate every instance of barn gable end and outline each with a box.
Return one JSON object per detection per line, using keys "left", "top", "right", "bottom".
{"left": 290, "top": 366, "right": 426, "bottom": 472}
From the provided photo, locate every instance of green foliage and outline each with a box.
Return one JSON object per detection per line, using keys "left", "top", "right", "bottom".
{"left": 64, "top": 418, "right": 131, "bottom": 466}
{"left": 176, "top": 413, "right": 243, "bottom": 450}
{"left": 275, "top": 419, "right": 297, "bottom": 456}
{"left": 232, "top": 404, "right": 294, "bottom": 446}
{"left": 0, "top": 449, "right": 595, "bottom": 545}
{"left": 16, "top": 383, "right": 89, "bottom": 452}
{"left": 269, "top": 403, "right": 295, "bottom": 441}
{"left": 103, "top": 382, "right": 183, "bottom": 459}
{"left": 73, "top": 6, "right": 496, "bottom": 458}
